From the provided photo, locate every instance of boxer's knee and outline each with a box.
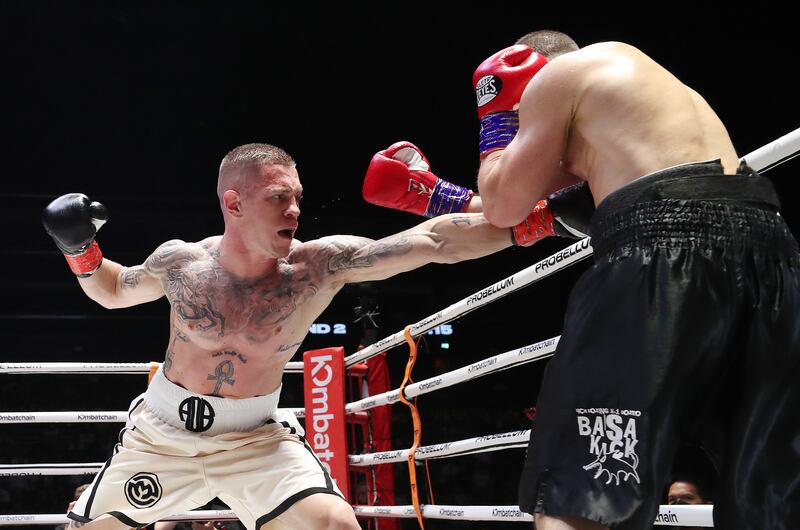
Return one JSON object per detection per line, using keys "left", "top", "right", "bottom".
{"left": 320, "top": 500, "right": 359, "bottom": 530}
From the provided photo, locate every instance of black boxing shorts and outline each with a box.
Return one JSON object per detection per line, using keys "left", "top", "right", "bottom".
{"left": 517, "top": 160, "right": 800, "bottom": 530}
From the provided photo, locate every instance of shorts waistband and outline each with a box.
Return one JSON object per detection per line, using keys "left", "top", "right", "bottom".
{"left": 595, "top": 159, "right": 780, "bottom": 213}
{"left": 143, "top": 366, "right": 281, "bottom": 435}
{"left": 589, "top": 160, "right": 795, "bottom": 258}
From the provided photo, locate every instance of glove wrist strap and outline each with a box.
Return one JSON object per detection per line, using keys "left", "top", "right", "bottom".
{"left": 479, "top": 111, "right": 519, "bottom": 159}
{"left": 64, "top": 240, "right": 103, "bottom": 277}
{"left": 511, "top": 200, "right": 555, "bottom": 247}
{"left": 424, "top": 180, "right": 474, "bottom": 218}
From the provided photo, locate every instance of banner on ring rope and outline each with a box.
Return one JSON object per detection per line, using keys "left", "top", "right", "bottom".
{"left": 303, "top": 347, "right": 350, "bottom": 500}
{"left": 345, "top": 237, "right": 592, "bottom": 367}
{"left": 351, "top": 504, "right": 713, "bottom": 526}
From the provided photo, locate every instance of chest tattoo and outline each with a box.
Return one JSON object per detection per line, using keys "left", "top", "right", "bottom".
{"left": 163, "top": 253, "right": 320, "bottom": 340}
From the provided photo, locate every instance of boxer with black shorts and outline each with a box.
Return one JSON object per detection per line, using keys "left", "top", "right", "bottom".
{"left": 42, "top": 143, "right": 514, "bottom": 530}
{"left": 475, "top": 31, "right": 800, "bottom": 530}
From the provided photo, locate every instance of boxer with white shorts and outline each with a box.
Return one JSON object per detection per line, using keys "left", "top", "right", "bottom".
{"left": 42, "top": 142, "right": 514, "bottom": 529}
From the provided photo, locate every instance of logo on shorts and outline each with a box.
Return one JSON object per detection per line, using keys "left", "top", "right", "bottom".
{"left": 576, "top": 407, "right": 641, "bottom": 486}
{"left": 124, "top": 472, "right": 162, "bottom": 508}
{"left": 475, "top": 75, "right": 503, "bottom": 107}
{"left": 178, "top": 396, "right": 215, "bottom": 432}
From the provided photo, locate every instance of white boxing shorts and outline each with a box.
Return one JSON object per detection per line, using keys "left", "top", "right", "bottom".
{"left": 68, "top": 366, "right": 342, "bottom": 529}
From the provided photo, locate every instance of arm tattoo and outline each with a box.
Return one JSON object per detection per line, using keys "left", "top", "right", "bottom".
{"left": 327, "top": 235, "right": 412, "bottom": 272}
{"left": 144, "top": 240, "right": 187, "bottom": 274}
{"left": 450, "top": 216, "right": 473, "bottom": 226}
{"left": 120, "top": 266, "right": 145, "bottom": 289}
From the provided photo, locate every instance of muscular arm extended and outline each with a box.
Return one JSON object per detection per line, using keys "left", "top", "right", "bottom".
{"left": 77, "top": 240, "right": 186, "bottom": 309}
{"left": 309, "top": 212, "right": 512, "bottom": 285}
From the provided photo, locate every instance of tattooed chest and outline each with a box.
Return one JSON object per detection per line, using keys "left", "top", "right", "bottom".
{"left": 163, "top": 264, "right": 320, "bottom": 341}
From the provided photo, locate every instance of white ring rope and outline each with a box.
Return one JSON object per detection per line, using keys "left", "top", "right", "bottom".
{"left": 0, "top": 505, "right": 713, "bottom": 526}
{"left": 0, "top": 510, "right": 238, "bottom": 526}
{"left": 352, "top": 504, "right": 713, "bottom": 526}
{"left": 0, "top": 361, "right": 304, "bottom": 375}
{"left": 0, "top": 362, "right": 157, "bottom": 375}
{"left": 0, "top": 429, "right": 532, "bottom": 476}
{"left": 0, "top": 463, "right": 102, "bottom": 477}
{"left": 742, "top": 126, "right": 800, "bottom": 173}
{"left": 0, "top": 411, "right": 127, "bottom": 423}
{"left": 346, "top": 336, "right": 559, "bottom": 413}
{"left": 344, "top": 336, "right": 560, "bottom": 414}
{"left": 0, "top": 408, "right": 304, "bottom": 424}
{"left": 350, "top": 429, "right": 530, "bottom": 466}
{"left": 344, "top": 240, "right": 589, "bottom": 368}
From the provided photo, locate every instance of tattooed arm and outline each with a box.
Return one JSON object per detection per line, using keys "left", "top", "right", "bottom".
{"left": 314, "top": 213, "right": 512, "bottom": 284}
{"left": 77, "top": 239, "right": 187, "bottom": 309}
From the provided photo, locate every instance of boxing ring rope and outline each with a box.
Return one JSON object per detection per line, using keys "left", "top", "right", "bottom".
{"left": 344, "top": 239, "right": 589, "bottom": 369}
{"left": 353, "top": 504, "right": 712, "bottom": 525}
{"left": 741, "top": 126, "right": 800, "bottom": 173}
{"left": 0, "top": 463, "right": 103, "bottom": 477}
{"left": 0, "top": 504, "right": 710, "bottom": 526}
{"left": 0, "top": 361, "right": 302, "bottom": 375}
{"left": 0, "top": 510, "right": 239, "bottom": 526}
{"left": 0, "top": 409, "right": 304, "bottom": 424}
{"left": 350, "top": 430, "right": 531, "bottom": 465}
{"left": 346, "top": 336, "right": 559, "bottom": 413}
{"left": 0, "top": 429, "right": 532, "bottom": 477}
{"left": 0, "top": 362, "right": 161, "bottom": 374}
{"left": 1, "top": 127, "right": 797, "bottom": 527}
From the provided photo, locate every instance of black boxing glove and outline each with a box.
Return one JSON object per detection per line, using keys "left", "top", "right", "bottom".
{"left": 42, "top": 193, "right": 109, "bottom": 277}
{"left": 510, "top": 182, "right": 594, "bottom": 246}
{"left": 547, "top": 182, "right": 594, "bottom": 239}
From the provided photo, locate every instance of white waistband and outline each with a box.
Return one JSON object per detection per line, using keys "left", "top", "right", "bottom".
{"left": 143, "top": 366, "right": 282, "bottom": 435}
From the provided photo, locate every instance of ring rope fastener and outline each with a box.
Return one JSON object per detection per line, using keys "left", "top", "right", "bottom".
{"left": 399, "top": 325, "right": 425, "bottom": 529}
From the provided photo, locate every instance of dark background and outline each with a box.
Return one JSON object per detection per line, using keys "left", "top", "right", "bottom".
{"left": 1, "top": 2, "right": 796, "bottom": 529}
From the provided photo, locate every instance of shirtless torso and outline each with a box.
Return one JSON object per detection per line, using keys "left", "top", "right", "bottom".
{"left": 137, "top": 235, "right": 354, "bottom": 397}
{"left": 479, "top": 41, "right": 741, "bottom": 225}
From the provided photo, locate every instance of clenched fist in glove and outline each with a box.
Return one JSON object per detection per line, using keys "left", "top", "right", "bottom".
{"left": 42, "top": 193, "right": 109, "bottom": 277}
{"left": 510, "top": 183, "right": 594, "bottom": 246}
{"left": 363, "top": 141, "right": 474, "bottom": 218}
{"left": 363, "top": 141, "right": 593, "bottom": 246}
{"left": 473, "top": 44, "right": 548, "bottom": 158}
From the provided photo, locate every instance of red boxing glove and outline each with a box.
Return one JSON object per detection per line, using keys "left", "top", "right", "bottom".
{"left": 473, "top": 45, "right": 548, "bottom": 157}
{"left": 510, "top": 200, "right": 557, "bottom": 247}
{"left": 363, "top": 142, "right": 473, "bottom": 218}
{"left": 474, "top": 45, "right": 548, "bottom": 118}
{"left": 510, "top": 182, "right": 594, "bottom": 246}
